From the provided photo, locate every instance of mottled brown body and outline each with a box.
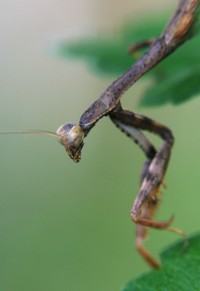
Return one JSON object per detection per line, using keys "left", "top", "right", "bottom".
{"left": 54, "top": 0, "right": 200, "bottom": 268}
{"left": 73, "top": 0, "right": 199, "bottom": 268}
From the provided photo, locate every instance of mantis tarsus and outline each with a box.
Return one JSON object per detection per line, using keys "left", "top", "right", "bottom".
{"left": 1, "top": 0, "right": 200, "bottom": 268}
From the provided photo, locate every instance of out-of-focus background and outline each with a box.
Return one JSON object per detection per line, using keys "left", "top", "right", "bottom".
{"left": 1, "top": 1, "right": 200, "bottom": 290}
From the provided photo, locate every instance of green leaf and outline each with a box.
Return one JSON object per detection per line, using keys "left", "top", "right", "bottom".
{"left": 122, "top": 233, "right": 200, "bottom": 291}
{"left": 139, "top": 67, "right": 200, "bottom": 106}
{"left": 63, "top": 39, "right": 133, "bottom": 75}
{"left": 55, "top": 16, "right": 166, "bottom": 75}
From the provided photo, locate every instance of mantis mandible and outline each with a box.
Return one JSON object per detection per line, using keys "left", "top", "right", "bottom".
{"left": 1, "top": 0, "right": 200, "bottom": 268}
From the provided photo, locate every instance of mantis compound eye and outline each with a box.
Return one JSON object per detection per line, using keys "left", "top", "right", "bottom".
{"left": 56, "top": 122, "right": 84, "bottom": 162}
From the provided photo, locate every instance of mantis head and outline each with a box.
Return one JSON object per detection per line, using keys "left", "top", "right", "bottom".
{"left": 56, "top": 123, "right": 84, "bottom": 163}
{"left": 0, "top": 122, "right": 85, "bottom": 163}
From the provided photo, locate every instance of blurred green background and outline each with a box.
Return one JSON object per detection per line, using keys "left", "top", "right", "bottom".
{"left": 1, "top": 1, "right": 200, "bottom": 290}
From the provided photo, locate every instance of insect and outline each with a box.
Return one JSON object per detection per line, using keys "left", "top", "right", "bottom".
{"left": 1, "top": 0, "right": 199, "bottom": 268}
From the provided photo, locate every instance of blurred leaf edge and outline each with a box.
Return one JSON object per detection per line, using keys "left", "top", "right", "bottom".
{"left": 121, "top": 232, "right": 200, "bottom": 291}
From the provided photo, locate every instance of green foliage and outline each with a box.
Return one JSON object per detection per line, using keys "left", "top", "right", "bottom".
{"left": 56, "top": 17, "right": 166, "bottom": 76}
{"left": 122, "top": 233, "right": 200, "bottom": 291}
{"left": 140, "top": 66, "right": 200, "bottom": 106}
{"left": 55, "top": 15, "right": 200, "bottom": 107}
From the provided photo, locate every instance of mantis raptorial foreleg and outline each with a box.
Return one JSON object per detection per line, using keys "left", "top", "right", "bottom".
{"left": 110, "top": 105, "right": 174, "bottom": 199}
{"left": 110, "top": 105, "right": 186, "bottom": 267}
{"left": 110, "top": 104, "right": 157, "bottom": 160}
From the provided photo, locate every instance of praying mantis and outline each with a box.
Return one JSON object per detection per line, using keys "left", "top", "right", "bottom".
{"left": 1, "top": 0, "right": 200, "bottom": 268}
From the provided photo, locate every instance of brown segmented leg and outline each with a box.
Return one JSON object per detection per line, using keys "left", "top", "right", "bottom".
{"left": 132, "top": 214, "right": 174, "bottom": 229}
{"left": 110, "top": 106, "right": 186, "bottom": 267}
{"left": 133, "top": 194, "right": 185, "bottom": 268}
{"left": 134, "top": 208, "right": 187, "bottom": 268}
{"left": 135, "top": 238, "right": 161, "bottom": 269}
{"left": 110, "top": 103, "right": 157, "bottom": 190}
{"left": 110, "top": 107, "right": 174, "bottom": 217}
{"left": 134, "top": 194, "right": 164, "bottom": 269}
{"left": 110, "top": 107, "right": 174, "bottom": 215}
{"left": 135, "top": 201, "right": 161, "bottom": 269}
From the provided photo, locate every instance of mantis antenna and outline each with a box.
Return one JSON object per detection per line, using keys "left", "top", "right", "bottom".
{"left": 0, "top": 122, "right": 85, "bottom": 163}
{"left": 0, "top": 130, "right": 58, "bottom": 138}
